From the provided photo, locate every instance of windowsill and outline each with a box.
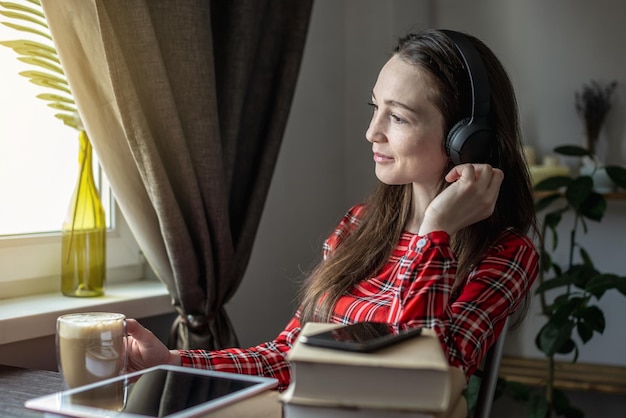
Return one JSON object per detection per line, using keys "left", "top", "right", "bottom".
{"left": 0, "top": 280, "right": 174, "bottom": 346}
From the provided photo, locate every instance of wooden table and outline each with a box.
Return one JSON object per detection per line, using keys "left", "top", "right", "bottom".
{"left": 0, "top": 365, "right": 282, "bottom": 417}
{"left": 0, "top": 365, "right": 63, "bottom": 417}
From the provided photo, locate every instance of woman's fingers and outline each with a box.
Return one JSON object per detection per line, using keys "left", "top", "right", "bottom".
{"left": 420, "top": 164, "right": 503, "bottom": 236}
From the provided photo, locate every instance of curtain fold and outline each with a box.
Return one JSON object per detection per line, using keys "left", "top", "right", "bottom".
{"left": 41, "top": 0, "right": 313, "bottom": 349}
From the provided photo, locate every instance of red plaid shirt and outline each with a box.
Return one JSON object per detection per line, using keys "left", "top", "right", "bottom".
{"left": 179, "top": 204, "right": 539, "bottom": 391}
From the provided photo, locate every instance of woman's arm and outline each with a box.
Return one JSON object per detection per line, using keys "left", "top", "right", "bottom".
{"left": 178, "top": 316, "right": 303, "bottom": 391}
{"left": 395, "top": 229, "right": 539, "bottom": 375}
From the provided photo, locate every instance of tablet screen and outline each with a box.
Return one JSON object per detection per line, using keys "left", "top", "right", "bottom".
{"left": 25, "top": 365, "right": 278, "bottom": 418}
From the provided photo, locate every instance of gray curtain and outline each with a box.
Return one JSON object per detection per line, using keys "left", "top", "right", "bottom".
{"left": 42, "top": 0, "right": 313, "bottom": 349}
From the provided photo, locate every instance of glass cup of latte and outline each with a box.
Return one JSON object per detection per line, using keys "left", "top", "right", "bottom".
{"left": 56, "top": 312, "right": 128, "bottom": 395}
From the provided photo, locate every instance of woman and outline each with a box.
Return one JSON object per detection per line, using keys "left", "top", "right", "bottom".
{"left": 126, "top": 29, "right": 539, "bottom": 392}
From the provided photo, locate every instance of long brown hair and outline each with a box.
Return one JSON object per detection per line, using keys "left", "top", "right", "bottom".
{"left": 299, "top": 29, "right": 537, "bottom": 324}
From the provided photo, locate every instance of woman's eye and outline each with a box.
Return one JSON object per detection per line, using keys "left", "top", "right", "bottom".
{"left": 367, "top": 101, "right": 378, "bottom": 112}
{"left": 391, "top": 113, "right": 405, "bottom": 124}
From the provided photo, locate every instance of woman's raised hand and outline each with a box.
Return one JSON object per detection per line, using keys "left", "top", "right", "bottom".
{"left": 126, "top": 319, "right": 181, "bottom": 373}
{"left": 419, "top": 164, "right": 504, "bottom": 236}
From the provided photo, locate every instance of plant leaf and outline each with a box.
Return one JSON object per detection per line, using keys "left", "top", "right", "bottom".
{"left": 605, "top": 165, "right": 626, "bottom": 189}
{"left": 47, "top": 102, "right": 76, "bottom": 113}
{"left": 0, "top": 39, "right": 60, "bottom": 63}
{"left": 615, "top": 276, "right": 626, "bottom": 297}
{"left": 37, "top": 92, "right": 74, "bottom": 104}
{"left": 0, "top": 9, "right": 47, "bottom": 29}
{"left": 557, "top": 338, "right": 578, "bottom": 357}
{"left": 21, "top": 70, "right": 71, "bottom": 94}
{"left": 535, "top": 192, "right": 562, "bottom": 212}
{"left": 54, "top": 113, "right": 79, "bottom": 130}
{"left": 578, "top": 247, "right": 593, "bottom": 267}
{"left": 552, "top": 388, "right": 572, "bottom": 414}
{"left": 579, "top": 192, "right": 606, "bottom": 221}
{"left": 0, "top": 1, "right": 46, "bottom": 19}
{"left": 585, "top": 273, "right": 623, "bottom": 298}
{"left": 565, "top": 176, "right": 593, "bottom": 210}
{"left": 553, "top": 296, "right": 586, "bottom": 323}
{"left": 567, "top": 264, "right": 598, "bottom": 289}
{"left": 1, "top": 21, "right": 51, "bottom": 40}
{"left": 577, "top": 320, "right": 594, "bottom": 343}
{"left": 527, "top": 395, "right": 549, "bottom": 418}
{"left": 553, "top": 389, "right": 585, "bottom": 417}
{"left": 536, "top": 319, "right": 575, "bottom": 356}
{"left": 19, "top": 69, "right": 66, "bottom": 85}
{"left": 535, "top": 175, "right": 572, "bottom": 191}
{"left": 503, "top": 380, "right": 531, "bottom": 402}
{"left": 580, "top": 305, "right": 605, "bottom": 334}
{"left": 1, "top": 0, "right": 81, "bottom": 132}
{"left": 554, "top": 145, "right": 592, "bottom": 157}
{"left": 18, "top": 56, "right": 64, "bottom": 75}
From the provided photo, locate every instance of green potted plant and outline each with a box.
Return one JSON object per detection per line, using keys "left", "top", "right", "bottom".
{"left": 495, "top": 145, "right": 626, "bottom": 418}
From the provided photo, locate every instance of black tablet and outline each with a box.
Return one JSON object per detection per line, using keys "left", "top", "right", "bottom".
{"left": 299, "top": 322, "right": 423, "bottom": 352}
{"left": 25, "top": 364, "right": 278, "bottom": 417}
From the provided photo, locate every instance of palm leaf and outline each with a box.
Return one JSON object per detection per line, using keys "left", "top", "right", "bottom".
{"left": 47, "top": 102, "right": 76, "bottom": 112}
{"left": 55, "top": 113, "right": 79, "bottom": 129}
{"left": 0, "top": 39, "right": 59, "bottom": 63}
{"left": 20, "top": 70, "right": 71, "bottom": 93}
{"left": 1, "top": 21, "right": 51, "bottom": 40}
{"left": 0, "top": 9, "right": 46, "bottom": 28}
{"left": 1, "top": 0, "right": 80, "bottom": 130}
{"left": 19, "top": 55, "right": 64, "bottom": 74}
{"left": 20, "top": 69, "right": 67, "bottom": 86}
{"left": 0, "top": 1, "right": 46, "bottom": 17}
{"left": 37, "top": 92, "right": 74, "bottom": 104}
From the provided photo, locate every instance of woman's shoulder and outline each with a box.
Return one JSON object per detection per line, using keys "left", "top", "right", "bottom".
{"left": 323, "top": 204, "right": 367, "bottom": 252}
{"left": 345, "top": 203, "right": 367, "bottom": 221}
{"left": 489, "top": 227, "right": 539, "bottom": 254}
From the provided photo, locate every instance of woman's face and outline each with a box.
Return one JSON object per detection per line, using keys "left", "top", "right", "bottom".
{"left": 366, "top": 55, "right": 449, "bottom": 188}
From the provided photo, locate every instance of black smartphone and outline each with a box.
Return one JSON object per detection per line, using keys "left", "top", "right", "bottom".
{"left": 300, "top": 322, "right": 423, "bottom": 352}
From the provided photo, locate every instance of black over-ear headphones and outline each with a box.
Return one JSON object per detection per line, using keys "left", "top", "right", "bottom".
{"left": 441, "top": 30, "right": 496, "bottom": 166}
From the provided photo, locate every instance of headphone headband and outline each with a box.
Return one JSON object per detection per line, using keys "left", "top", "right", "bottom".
{"left": 441, "top": 30, "right": 491, "bottom": 121}
{"left": 440, "top": 29, "right": 496, "bottom": 166}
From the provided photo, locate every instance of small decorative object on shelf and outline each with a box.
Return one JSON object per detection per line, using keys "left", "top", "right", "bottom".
{"left": 524, "top": 146, "right": 570, "bottom": 187}
{"left": 574, "top": 80, "right": 619, "bottom": 194}
{"left": 575, "top": 79, "right": 617, "bottom": 162}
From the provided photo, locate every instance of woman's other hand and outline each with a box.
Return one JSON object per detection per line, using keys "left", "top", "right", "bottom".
{"left": 419, "top": 164, "right": 503, "bottom": 236}
{"left": 126, "top": 318, "right": 181, "bottom": 372}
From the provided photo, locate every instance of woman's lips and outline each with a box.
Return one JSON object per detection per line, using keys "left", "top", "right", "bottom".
{"left": 373, "top": 152, "right": 393, "bottom": 163}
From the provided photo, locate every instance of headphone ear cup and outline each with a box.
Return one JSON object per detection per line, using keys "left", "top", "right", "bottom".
{"left": 446, "top": 118, "right": 471, "bottom": 166}
{"left": 446, "top": 118, "right": 495, "bottom": 166}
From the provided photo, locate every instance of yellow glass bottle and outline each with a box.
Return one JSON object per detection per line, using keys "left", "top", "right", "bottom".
{"left": 61, "top": 131, "right": 106, "bottom": 297}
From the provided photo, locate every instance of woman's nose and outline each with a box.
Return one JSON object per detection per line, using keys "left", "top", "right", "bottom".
{"left": 366, "top": 115, "right": 385, "bottom": 144}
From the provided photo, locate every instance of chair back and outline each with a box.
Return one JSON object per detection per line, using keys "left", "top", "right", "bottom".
{"left": 472, "top": 316, "right": 509, "bottom": 418}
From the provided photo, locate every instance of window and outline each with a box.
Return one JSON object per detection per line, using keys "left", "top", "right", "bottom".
{"left": 0, "top": 23, "right": 145, "bottom": 299}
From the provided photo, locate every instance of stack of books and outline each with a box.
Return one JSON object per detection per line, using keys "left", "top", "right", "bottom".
{"left": 280, "top": 322, "right": 467, "bottom": 418}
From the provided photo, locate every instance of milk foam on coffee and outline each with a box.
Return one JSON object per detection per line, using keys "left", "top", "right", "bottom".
{"left": 57, "top": 312, "right": 126, "bottom": 389}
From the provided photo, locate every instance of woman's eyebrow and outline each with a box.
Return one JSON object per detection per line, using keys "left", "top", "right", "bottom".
{"left": 384, "top": 99, "right": 417, "bottom": 114}
{"left": 371, "top": 91, "right": 417, "bottom": 114}
{"left": 371, "top": 92, "right": 418, "bottom": 115}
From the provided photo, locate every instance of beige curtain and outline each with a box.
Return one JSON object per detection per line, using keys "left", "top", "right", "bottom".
{"left": 41, "top": 0, "right": 313, "bottom": 349}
